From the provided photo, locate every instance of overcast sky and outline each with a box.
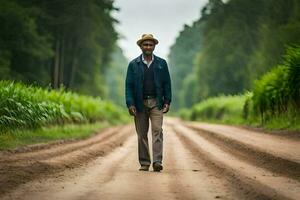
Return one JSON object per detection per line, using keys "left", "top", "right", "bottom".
{"left": 112, "top": 0, "right": 208, "bottom": 61}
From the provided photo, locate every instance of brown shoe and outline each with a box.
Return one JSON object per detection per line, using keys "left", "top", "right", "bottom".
{"left": 153, "top": 162, "right": 163, "bottom": 172}
{"left": 139, "top": 165, "right": 150, "bottom": 171}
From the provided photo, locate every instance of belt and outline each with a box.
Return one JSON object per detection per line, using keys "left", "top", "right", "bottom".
{"left": 143, "top": 95, "right": 156, "bottom": 99}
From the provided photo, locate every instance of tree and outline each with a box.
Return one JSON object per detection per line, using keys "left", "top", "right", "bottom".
{"left": 0, "top": 0, "right": 119, "bottom": 97}
{"left": 168, "top": 20, "right": 204, "bottom": 110}
{"left": 0, "top": 0, "right": 52, "bottom": 84}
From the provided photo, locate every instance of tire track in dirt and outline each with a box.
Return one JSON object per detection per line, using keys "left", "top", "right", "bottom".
{"left": 184, "top": 122, "right": 300, "bottom": 180}
{"left": 0, "top": 135, "right": 137, "bottom": 200}
{"left": 0, "top": 125, "right": 126, "bottom": 163}
{"left": 0, "top": 124, "right": 134, "bottom": 196}
{"left": 1, "top": 118, "right": 299, "bottom": 200}
{"left": 170, "top": 121, "right": 300, "bottom": 200}
{"left": 165, "top": 125, "right": 239, "bottom": 200}
{"left": 185, "top": 122, "right": 300, "bottom": 163}
{"left": 1, "top": 121, "right": 240, "bottom": 200}
{"left": 1, "top": 129, "right": 176, "bottom": 200}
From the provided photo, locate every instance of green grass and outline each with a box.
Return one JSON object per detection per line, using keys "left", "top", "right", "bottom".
{"left": 0, "top": 80, "right": 132, "bottom": 150}
{"left": 251, "top": 46, "right": 300, "bottom": 126}
{"left": 181, "top": 93, "right": 300, "bottom": 132}
{"left": 263, "top": 115, "right": 300, "bottom": 131}
{"left": 0, "top": 80, "right": 130, "bottom": 132}
{"left": 180, "top": 47, "right": 300, "bottom": 132}
{"left": 189, "top": 94, "right": 247, "bottom": 125}
{"left": 0, "top": 121, "right": 112, "bottom": 150}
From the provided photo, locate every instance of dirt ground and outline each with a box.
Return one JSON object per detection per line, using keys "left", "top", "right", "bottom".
{"left": 0, "top": 117, "right": 299, "bottom": 200}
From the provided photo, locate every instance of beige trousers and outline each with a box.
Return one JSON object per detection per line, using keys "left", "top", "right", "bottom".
{"left": 134, "top": 98, "right": 163, "bottom": 166}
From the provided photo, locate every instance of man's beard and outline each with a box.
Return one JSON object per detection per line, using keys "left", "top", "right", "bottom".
{"left": 143, "top": 51, "right": 153, "bottom": 56}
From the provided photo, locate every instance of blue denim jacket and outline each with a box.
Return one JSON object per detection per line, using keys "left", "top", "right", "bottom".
{"left": 125, "top": 54, "right": 172, "bottom": 112}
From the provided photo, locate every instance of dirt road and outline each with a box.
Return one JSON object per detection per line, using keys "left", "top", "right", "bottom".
{"left": 0, "top": 118, "right": 299, "bottom": 200}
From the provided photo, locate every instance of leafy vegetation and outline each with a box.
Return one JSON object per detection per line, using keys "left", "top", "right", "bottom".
{"left": 168, "top": 0, "right": 300, "bottom": 111}
{"left": 168, "top": 22, "right": 204, "bottom": 109}
{"left": 188, "top": 94, "right": 247, "bottom": 124}
{"left": 0, "top": 0, "right": 118, "bottom": 96}
{"left": 183, "top": 46, "right": 300, "bottom": 131}
{"left": 249, "top": 46, "right": 300, "bottom": 127}
{"left": 0, "top": 81, "right": 129, "bottom": 133}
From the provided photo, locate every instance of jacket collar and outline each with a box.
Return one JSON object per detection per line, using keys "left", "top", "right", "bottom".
{"left": 135, "top": 54, "right": 156, "bottom": 63}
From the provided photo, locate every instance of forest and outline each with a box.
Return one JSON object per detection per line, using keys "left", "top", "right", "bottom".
{"left": 0, "top": 0, "right": 299, "bottom": 131}
{"left": 0, "top": 0, "right": 118, "bottom": 96}
{"left": 169, "top": 0, "right": 300, "bottom": 110}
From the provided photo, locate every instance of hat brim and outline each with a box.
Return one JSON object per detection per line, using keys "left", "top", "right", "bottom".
{"left": 137, "top": 38, "right": 159, "bottom": 46}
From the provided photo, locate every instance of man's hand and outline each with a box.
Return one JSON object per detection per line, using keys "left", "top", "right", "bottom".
{"left": 162, "top": 104, "right": 170, "bottom": 114}
{"left": 128, "top": 106, "right": 137, "bottom": 116}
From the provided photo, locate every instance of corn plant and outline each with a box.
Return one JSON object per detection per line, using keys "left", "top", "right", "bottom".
{"left": 0, "top": 81, "right": 127, "bottom": 133}
{"left": 252, "top": 46, "right": 300, "bottom": 124}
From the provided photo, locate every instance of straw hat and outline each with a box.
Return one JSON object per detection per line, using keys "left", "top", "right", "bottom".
{"left": 137, "top": 34, "right": 159, "bottom": 46}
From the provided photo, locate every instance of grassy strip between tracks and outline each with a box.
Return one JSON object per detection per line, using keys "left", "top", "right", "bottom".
{"left": 0, "top": 121, "right": 112, "bottom": 150}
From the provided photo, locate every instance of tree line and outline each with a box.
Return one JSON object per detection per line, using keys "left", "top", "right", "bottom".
{"left": 168, "top": 0, "right": 300, "bottom": 110}
{"left": 0, "top": 0, "right": 118, "bottom": 96}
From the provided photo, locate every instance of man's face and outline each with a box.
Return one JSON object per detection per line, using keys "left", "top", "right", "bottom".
{"left": 140, "top": 40, "right": 155, "bottom": 56}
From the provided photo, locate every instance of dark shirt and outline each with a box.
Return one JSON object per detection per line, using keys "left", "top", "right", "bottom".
{"left": 143, "top": 62, "right": 156, "bottom": 97}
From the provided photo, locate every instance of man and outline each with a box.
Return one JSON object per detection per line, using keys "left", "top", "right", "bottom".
{"left": 125, "top": 34, "right": 172, "bottom": 172}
